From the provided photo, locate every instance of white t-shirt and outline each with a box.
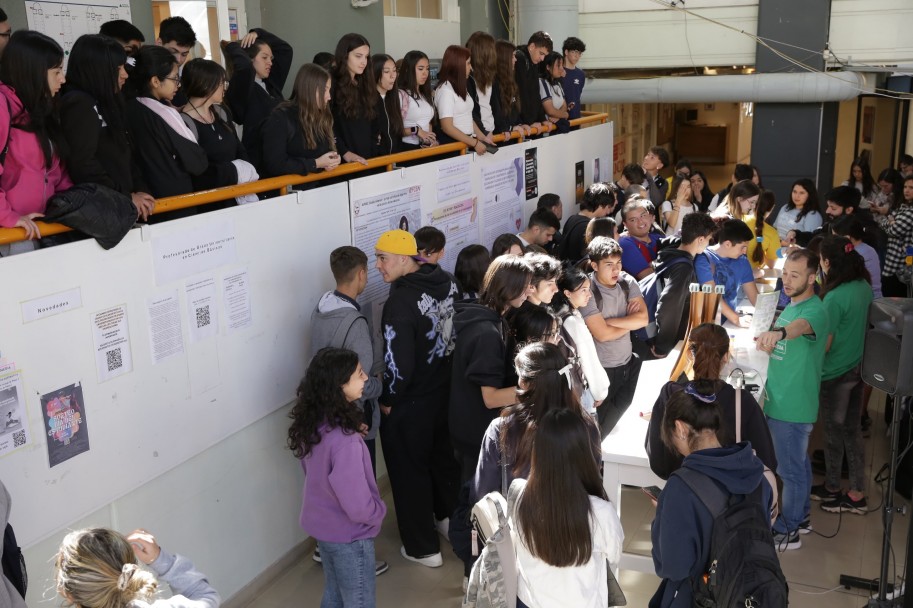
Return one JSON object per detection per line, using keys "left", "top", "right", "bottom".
{"left": 400, "top": 91, "right": 435, "bottom": 146}
{"left": 475, "top": 82, "right": 494, "bottom": 133}
{"left": 660, "top": 200, "right": 695, "bottom": 235}
{"left": 434, "top": 81, "right": 475, "bottom": 136}
{"left": 538, "top": 78, "right": 565, "bottom": 111}
{"left": 514, "top": 485, "right": 624, "bottom": 608}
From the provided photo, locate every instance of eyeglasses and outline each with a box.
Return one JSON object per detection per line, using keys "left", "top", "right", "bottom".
{"left": 163, "top": 75, "right": 181, "bottom": 87}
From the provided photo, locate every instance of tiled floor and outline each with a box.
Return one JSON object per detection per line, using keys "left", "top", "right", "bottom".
{"left": 244, "top": 393, "right": 909, "bottom": 607}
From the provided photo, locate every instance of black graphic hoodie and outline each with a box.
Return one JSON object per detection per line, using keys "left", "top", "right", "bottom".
{"left": 381, "top": 264, "right": 458, "bottom": 407}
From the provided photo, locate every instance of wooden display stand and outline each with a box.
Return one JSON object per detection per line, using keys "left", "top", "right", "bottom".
{"left": 669, "top": 283, "right": 725, "bottom": 381}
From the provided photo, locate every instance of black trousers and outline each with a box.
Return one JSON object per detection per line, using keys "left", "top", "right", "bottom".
{"left": 380, "top": 395, "right": 461, "bottom": 558}
{"left": 599, "top": 354, "right": 643, "bottom": 439}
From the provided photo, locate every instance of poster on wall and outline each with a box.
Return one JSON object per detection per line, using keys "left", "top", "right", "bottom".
{"left": 0, "top": 370, "right": 31, "bottom": 458}
{"left": 524, "top": 148, "right": 538, "bottom": 200}
{"left": 351, "top": 185, "right": 422, "bottom": 306}
{"left": 425, "top": 197, "right": 479, "bottom": 273}
{"left": 575, "top": 161, "right": 585, "bottom": 204}
{"left": 478, "top": 156, "right": 524, "bottom": 248}
{"left": 91, "top": 305, "right": 133, "bottom": 383}
{"left": 26, "top": 0, "right": 131, "bottom": 65}
{"left": 40, "top": 382, "right": 90, "bottom": 468}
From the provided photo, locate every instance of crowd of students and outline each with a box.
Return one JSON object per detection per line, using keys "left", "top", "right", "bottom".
{"left": 0, "top": 14, "right": 591, "bottom": 255}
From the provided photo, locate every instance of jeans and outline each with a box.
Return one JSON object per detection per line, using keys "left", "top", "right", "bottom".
{"left": 820, "top": 366, "right": 866, "bottom": 493}
{"left": 317, "top": 539, "right": 375, "bottom": 608}
{"left": 767, "top": 417, "right": 813, "bottom": 535}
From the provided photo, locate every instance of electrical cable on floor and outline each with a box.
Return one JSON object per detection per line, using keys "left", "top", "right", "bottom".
{"left": 789, "top": 584, "right": 847, "bottom": 596}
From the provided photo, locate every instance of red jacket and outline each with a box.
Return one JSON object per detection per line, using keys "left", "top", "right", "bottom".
{"left": 0, "top": 83, "right": 72, "bottom": 228}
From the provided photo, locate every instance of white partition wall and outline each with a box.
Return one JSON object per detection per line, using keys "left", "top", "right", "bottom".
{"left": 2, "top": 123, "right": 611, "bottom": 605}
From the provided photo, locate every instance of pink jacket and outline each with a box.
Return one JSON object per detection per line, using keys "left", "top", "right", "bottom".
{"left": 0, "top": 83, "right": 72, "bottom": 228}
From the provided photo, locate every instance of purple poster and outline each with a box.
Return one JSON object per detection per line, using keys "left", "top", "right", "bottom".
{"left": 40, "top": 382, "right": 90, "bottom": 467}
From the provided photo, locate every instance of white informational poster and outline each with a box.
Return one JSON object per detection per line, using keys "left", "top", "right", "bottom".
{"left": 352, "top": 185, "right": 422, "bottom": 305}
{"left": 147, "top": 291, "right": 185, "bottom": 364}
{"left": 152, "top": 221, "right": 238, "bottom": 286}
{"left": 436, "top": 155, "right": 473, "bottom": 204}
{"left": 425, "top": 197, "right": 479, "bottom": 273}
{"left": 222, "top": 269, "right": 252, "bottom": 332}
{"left": 91, "top": 305, "right": 133, "bottom": 383}
{"left": 21, "top": 287, "right": 82, "bottom": 323}
{"left": 478, "top": 155, "right": 525, "bottom": 249}
{"left": 185, "top": 277, "right": 219, "bottom": 343}
{"left": 0, "top": 370, "right": 30, "bottom": 457}
{"left": 749, "top": 290, "right": 781, "bottom": 337}
{"left": 26, "top": 0, "right": 132, "bottom": 63}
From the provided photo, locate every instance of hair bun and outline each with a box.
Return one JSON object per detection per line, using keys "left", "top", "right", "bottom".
{"left": 117, "top": 563, "right": 138, "bottom": 591}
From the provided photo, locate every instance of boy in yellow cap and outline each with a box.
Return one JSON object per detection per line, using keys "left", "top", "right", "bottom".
{"left": 374, "top": 229, "right": 461, "bottom": 568}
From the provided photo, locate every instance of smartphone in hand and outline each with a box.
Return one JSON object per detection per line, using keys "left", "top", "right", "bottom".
{"left": 642, "top": 485, "right": 662, "bottom": 501}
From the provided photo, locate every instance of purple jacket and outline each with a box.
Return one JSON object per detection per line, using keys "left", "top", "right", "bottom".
{"left": 299, "top": 424, "right": 386, "bottom": 543}
{"left": 0, "top": 84, "right": 72, "bottom": 227}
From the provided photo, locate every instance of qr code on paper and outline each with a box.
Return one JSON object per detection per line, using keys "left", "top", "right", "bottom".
{"left": 195, "top": 305, "right": 211, "bottom": 329}
{"left": 12, "top": 430, "right": 25, "bottom": 447}
{"left": 106, "top": 347, "right": 123, "bottom": 372}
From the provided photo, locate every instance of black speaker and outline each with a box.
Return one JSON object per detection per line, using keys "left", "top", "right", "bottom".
{"left": 862, "top": 298, "right": 913, "bottom": 396}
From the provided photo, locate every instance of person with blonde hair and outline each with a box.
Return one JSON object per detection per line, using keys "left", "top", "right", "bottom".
{"left": 55, "top": 528, "right": 219, "bottom": 608}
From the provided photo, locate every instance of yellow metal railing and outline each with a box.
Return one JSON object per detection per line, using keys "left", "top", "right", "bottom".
{"left": 0, "top": 112, "right": 608, "bottom": 246}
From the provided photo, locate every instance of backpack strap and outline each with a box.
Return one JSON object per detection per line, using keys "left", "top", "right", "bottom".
{"left": 630, "top": 237, "right": 655, "bottom": 266}
{"left": 179, "top": 112, "right": 200, "bottom": 142}
{"left": 735, "top": 387, "right": 742, "bottom": 444}
{"left": 671, "top": 467, "right": 729, "bottom": 517}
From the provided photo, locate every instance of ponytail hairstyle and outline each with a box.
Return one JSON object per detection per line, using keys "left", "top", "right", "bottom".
{"left": 56, "top": 528, "right": 158, "bottom": 608}
{"left": 751, "top": 190, "right": 776, "bottom": 266}
{"left": 495, "top": 39, "right": 520, "bottom": 114}
{"left": 286, "top": 348, "right": 363, "bottom": 458}
{"left": 66, "top": 34, "right": 128, "bottom": 148}
{"left": 551, "top": 263, "right": 588, "bottom": 317}
{"left": 0, "top": 30, "right": 67, "bottom": 169}
{"left": 397, "top": 50, "right": 433, "bottom": 105}
{"left": 514, "top": 408, "right": 605, "bottom": 567}
{"left": 283, "top": 63, "right": 336, "bottom": 151}
{"left": 660, "top": 379, "right": 723, "bottom": 455}
{"left": 688, "top": 322, "right": 730, "bottom": 381}
{"left": 819, "top": 235, "right": 871, "bottom": 299}
{"left": 331, "top": 33, "right": 375, "bottom": 121}
{"left": 371, "top": 53, "right": 405, "bottom": 137}
{"left": 127, "top": 45, "right": 177, "bottom": 99}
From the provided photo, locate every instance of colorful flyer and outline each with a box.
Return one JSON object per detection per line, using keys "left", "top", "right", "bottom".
{"left": 40, "top": 382, "right": 90, "bottom": 468}
{"left": 0, "top": 370, "right": 30, "bottom": 457}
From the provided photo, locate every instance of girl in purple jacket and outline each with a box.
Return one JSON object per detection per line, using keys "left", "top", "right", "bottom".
{"left": 288, "top": 347, "right": 386, "bottom": 608}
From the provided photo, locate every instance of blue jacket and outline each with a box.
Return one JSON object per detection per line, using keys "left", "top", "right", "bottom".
{"left": 649, "top": 442, "right": 771, "bottom": 608}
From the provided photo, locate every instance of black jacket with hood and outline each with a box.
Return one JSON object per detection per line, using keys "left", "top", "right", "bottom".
{"left": 650, "top": 247, "right": 697, "bottom": 357}
{"left": 380, "top": 264, "right": 458, "bottom": 407}
{"left": 448, "top": 302, "right": 512, "bottom": 451}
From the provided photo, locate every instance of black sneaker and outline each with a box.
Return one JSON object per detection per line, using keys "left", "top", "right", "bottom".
{"left": 821, "top": 493, "right": 868, "bottom": 515}
{"left": 798, "top": 519, "right": 813, "bottom": 535}
{"left": 810, "top": 484, "right": 840, "bottom": 502}
{"left": 772, "top": 530, "right": 802, "bottom": 551}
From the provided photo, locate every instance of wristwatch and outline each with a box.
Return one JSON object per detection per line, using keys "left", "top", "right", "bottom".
{"left": 777, "top": 326, "right": 787, "bottom": 341}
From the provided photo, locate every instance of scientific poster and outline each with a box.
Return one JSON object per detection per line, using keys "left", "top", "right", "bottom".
{"left": 147, "top": 292, "right": 185, "bottom": 364}
{"left": 575, "top": 161, "right": 585, "bottom": 203}
{"left": 524, "top": 148, "right": 539, "bottom": 200}
{"left": 185, "top": 276, "right": 218, "bottom": 343}
{"left": 91, "top": 305, "right": 133, "bottom": 383}
{"left": 222, "top": 269, "right": 252, "bottom": 332}
{"left": 425, "top": 197, "right": 479, "bottom": 273}
{"left": 0, "top": 370, "right": 30, "bottom": 457}
{"left": 352, "top": 185, "right": 422, "bottom": 305}
{"left": 436, "top": 156, "right": 473, "bottom": 204}
{"left": 41, "top": 382, "right": 90, "bottom": 468}
{"left": 479, "top": 156, "right": 524, "bottom": 248}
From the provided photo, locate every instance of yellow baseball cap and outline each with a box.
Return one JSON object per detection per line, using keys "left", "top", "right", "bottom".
{"left": 375, "top": 229, "right": 418, "bottom": 256}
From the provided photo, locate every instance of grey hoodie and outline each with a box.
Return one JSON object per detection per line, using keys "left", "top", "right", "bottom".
{"left": 310, "top": 291, "right": 382, "bottom": 439}
{"left": 128, "top": 548, "right": 220, "bottom": 608}
{"left": 0, "top": 480, "right": 26, "bottom": 608}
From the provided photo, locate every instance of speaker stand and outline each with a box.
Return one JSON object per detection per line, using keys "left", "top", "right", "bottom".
{"left": 835, "top": 394, "right": 909, "bottom": 607}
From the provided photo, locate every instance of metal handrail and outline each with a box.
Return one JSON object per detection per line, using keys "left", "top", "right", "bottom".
{"left": 0, "top": 112, "right": 608, "bottom": 245}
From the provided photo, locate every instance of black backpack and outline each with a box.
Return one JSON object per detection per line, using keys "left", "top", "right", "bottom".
{"left": 2, "top": 523, "right": 27, "bottom": 599}
{"left": 672, "top": 468, "right": 788, "bottom": 608}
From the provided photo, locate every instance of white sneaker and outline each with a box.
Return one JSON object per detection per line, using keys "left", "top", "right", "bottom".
{"left": 400, "top": 545, "right": 443, "bottom": 568}
{"left": 435, "top": 517, "right": 450, "bottom": 543}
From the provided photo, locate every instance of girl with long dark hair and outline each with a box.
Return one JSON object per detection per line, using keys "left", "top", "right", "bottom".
{"left": 646, "top": 323, "right": 777, "bottom": 481}
{"left": 396, "top": 50, "right": 437, "bottom": 149}
{"left": 259, "top": 64, "right": 340, "bottom": 179}
{"left": 60, "top": 34, "right": 154, "bottom": 221}
{"left": 493, "top": 39, "right": 530, "bottom": 138}
{"left": 651, "top": 382, "right": 773, "bottom": 607}
{"left": 449, "top": 254, "right": 533, "bottom": 482}
{"left": 660, "top": 173, "right": 696, "bottom": 235}
{"left": 180, "top": 59, "right": 258, "bottom": 205}
{"left": 434, "top": 45, "right": 494, "bottom": 154}
{"left": 288, "top": 348, "right": 386, "bottom": 607}
{"left": 842, "top": 156, "right": 877, "bottom": 206}
{"left": 331, "top": 33, "right": 376, "bottom": 164}
{"left": 538, "top": 51, "right": 569, "bottom": 133}
{"left": 125, "top": 45, "right": 207, "bottom": 202}
{"left": 491, "top": 232, "right": 524, "bottom": 257}
{"left": 0, "top": 30, "right": 72, "bottom": 249}
{"left": 512, "top": 408, "right": 623, "bottom": 608}
{"left": 690, "top": 170, "right": 714, "bottom": 213}
{"left": 371, "top": 53, "right": 404, "bottom": 156}
{"left": 710, "top": 178, "right": 760, "bottom": 221}
{"left": 745, "top": 189, "right": 781, "bottom": 270}
{"left": 812, "top": 236, "right": 872, "bottom": 515}
{"left": 774, "top": 177, "right": 823, "bottom": 244}
{"left": 223, "top": 28, "right": 292, "bottom": 150}
{"left": 874, "top": 167, "right": 904, "bottom": 213}
{"left": 454, "top": 243, "right": 491, "bottom": 302}
{"left": 465, "top": 31, "right": 499, "bottom": 139}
